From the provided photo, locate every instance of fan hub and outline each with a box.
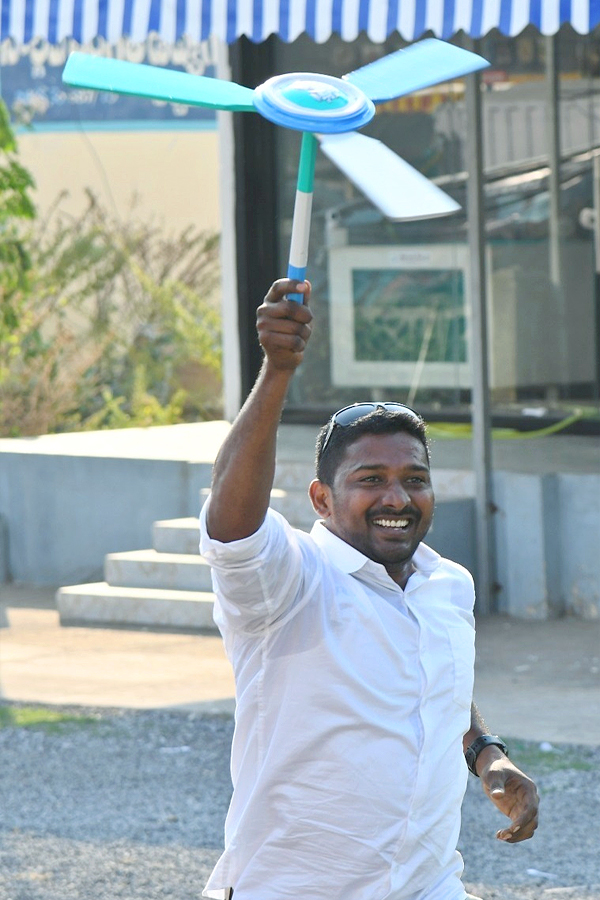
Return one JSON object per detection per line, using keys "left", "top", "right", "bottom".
{"left": 253, "top": 72, "right": 374, "bottom": 133}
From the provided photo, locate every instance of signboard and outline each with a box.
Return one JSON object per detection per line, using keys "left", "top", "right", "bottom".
{"left": 0, "top": 36, "right": 218, "bottom": 128}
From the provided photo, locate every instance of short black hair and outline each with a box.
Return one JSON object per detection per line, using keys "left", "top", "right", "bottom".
{"left": 315, "top": 407, "right": 430, "bottom": 486}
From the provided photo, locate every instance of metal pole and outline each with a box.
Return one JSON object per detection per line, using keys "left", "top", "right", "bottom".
{"left": 545, "top": 34, "right": 570, "bottom": 392}
{"left": 465, "top": 41, "right": 495, "bottom": 615}
{"left": 593, "top": 153, "right": 600, "bottom": 401}
{"left": 546, "top": 34, "right": 562, "bottom": 292}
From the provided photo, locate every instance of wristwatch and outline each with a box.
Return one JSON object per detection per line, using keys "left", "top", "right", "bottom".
{"left": 465, "top": 734, "right": 509, "bottom": 776}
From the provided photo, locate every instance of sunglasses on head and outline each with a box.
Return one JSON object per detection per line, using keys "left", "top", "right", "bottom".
{"left": 321, "top": 402, "right": 421, "bottom": 454}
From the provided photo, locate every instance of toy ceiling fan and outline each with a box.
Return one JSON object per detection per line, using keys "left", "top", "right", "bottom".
{"left": 63, "top": 40, "right": 488, "bottom": 301}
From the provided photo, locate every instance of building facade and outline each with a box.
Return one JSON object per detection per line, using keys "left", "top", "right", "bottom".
{"left": 227, "top": 25, "right": 600, "bottom": 433}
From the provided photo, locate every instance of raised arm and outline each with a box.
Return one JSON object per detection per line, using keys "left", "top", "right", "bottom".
{"left": 206, "top": 278, "right": 312, "bottom": 543}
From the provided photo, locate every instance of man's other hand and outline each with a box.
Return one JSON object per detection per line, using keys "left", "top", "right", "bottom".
{"left": 479, "top": 755, "right": 539, "bottom": 843}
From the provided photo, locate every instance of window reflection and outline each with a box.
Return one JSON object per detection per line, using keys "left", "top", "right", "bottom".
{"left": 272, "top": 29, "right": 600, "bottom": 422}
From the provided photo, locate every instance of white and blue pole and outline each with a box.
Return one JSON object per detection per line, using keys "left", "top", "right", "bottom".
{"left": 286, "top": 131, "right": 318, "bottom": 303}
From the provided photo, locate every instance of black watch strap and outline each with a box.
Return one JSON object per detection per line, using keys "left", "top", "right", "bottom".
{"left": 465, "top": 734, "right": 508, "bottom": 776}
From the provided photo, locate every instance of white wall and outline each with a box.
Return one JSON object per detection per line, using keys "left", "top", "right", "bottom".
{"left": 18, "top": 127, "right": 221, "bottom": 234}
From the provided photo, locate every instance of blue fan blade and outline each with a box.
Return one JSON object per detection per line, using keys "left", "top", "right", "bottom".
{"left": 344, "top": 39, "right": 489, "bottom": 103}
{"left": 63, "top": 53, "right": 256, "bottom": 111}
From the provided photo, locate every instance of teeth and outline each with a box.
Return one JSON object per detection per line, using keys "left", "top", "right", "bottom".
{"left": 374, "top": 518, "right": 410, "bottom": 528}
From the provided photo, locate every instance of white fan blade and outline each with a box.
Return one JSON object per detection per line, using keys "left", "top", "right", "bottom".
{"left": 318, "top": 132, "right": 460, "bottom": 220}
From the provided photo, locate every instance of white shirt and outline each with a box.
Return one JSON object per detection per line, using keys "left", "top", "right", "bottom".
{"left": 199, "top": 501, "right": 476, "bottom": 900}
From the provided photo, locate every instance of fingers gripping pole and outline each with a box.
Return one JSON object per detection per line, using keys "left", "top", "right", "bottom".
{"left": 287, "top": 132, "right": 318, "bottom": 302}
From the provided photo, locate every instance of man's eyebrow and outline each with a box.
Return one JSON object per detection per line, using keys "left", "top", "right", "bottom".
{"left": 349, "top": 462, "right": 431, "bottom": 474}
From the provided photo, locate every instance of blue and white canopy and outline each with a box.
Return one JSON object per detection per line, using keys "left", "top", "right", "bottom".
{"left": 3, "top": 0, "right": 600, "bottom": 46}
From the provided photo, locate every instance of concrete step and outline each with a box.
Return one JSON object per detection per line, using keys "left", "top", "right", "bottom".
{"left": 155, "top": 496, "right": 316, "bottom": 557}
{"left": 105, "top": 549, "right": 213, "bottom": 592}
{"left": 57, "top": 583, "right": 216, "bottom": 630}
{"left": 56, "top": 454, "right": 475, "bottom": 634}
{"left": 57, "top": 476, "right": 318, "bottom": 631}
{"left": 154, "top": 518, "right": 201, "bottom": 555}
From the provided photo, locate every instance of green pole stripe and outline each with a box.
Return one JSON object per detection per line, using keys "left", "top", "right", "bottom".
{"left": 297, "top": 132, "right": 318, "bottom": 193}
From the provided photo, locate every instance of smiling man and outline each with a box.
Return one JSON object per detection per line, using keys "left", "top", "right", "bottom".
{"left": 310, "top": 422, "right": 435, "bottom": 586}
{"left": 200, "top": 279, "right": 538, "bottom": 900}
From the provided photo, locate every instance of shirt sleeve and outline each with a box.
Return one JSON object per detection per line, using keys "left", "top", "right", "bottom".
{"left": 199, "top": 496, "right": 312, "bottom": 634}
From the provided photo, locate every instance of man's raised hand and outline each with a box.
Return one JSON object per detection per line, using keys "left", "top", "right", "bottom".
{"left": 257, "top": 279, "right": 313, "bottom": 372}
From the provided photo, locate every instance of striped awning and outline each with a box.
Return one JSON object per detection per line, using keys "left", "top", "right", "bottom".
{"left": 3, "top": 0, "right": 600, "bottom": 46}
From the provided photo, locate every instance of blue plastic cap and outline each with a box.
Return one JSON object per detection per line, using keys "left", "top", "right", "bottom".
{"left": 253, "top": 72, "right": 374, "bottom": 133}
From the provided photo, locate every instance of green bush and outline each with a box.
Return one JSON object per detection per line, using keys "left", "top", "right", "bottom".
{"left": 0, "top": 101, "right": 37, "bottom": 391}
{"left": 0, "top": 104, "right": 222, "bottom": 437}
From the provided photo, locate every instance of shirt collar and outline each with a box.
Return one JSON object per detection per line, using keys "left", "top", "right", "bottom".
{"left": 309, "top": 519, "right": 441, "bottom": 580}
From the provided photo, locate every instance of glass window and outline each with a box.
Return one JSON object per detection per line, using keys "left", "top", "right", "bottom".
{"left": 480, "top": 26, "right": 599, "bottom": 420}
{"left": 270, "top": 29, "right": 600, "bottom": 424}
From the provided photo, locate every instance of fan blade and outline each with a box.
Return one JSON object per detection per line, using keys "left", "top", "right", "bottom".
{"left": 318, "top": 132, "right": 460, "bottom": 221}
{"left": 62, "top": 53, "right": 256, "bottom": 111}
{"left": 344, "top": 39, "right": 489, "bottom": 103}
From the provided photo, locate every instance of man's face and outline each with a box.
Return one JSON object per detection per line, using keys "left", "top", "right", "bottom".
{"left": 310, "top": 431, "right": 435, "bottom": 585}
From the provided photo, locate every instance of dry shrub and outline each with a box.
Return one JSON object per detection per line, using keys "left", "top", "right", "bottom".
{"left": 0, "top": 188, "right": 222, "bottom": 437}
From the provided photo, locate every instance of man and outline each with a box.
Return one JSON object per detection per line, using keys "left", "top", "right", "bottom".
{"left": 200, "top": 279, "right": 539, "bottom": 900}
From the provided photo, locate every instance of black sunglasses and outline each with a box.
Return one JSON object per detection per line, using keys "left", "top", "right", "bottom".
{"left": 321, "top": 402, "right": 421, "bottom": 454}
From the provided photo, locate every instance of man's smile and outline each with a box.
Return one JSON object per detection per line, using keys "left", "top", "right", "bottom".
{"left": 372, "top": 517, "right": 411, "bottom": 529}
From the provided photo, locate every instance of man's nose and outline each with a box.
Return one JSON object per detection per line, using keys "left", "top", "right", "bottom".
{"left": 381, "top": 480, "right": 411, "bottom": 507}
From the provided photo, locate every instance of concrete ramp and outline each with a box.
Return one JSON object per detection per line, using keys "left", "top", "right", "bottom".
{"left": 56, "top": 486, "right": 476, "bottom": 632}
{"left": 3, "top": 422, "right": 597, "bottom": 623}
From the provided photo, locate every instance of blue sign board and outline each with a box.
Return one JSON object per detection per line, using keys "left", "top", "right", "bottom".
{"left": 0, "top": 37, "right": 218, "bottom": 129}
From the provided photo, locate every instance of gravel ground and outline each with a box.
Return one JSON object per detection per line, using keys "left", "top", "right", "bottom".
{"left": 0, "top": 705, "right": 598, "bottom": 900}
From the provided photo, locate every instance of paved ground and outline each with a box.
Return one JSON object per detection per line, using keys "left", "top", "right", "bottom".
{"left": 1, "top": 585, "right": 600, "bottom": 900}
{"left": 0, "top": 585, "right": 235, "bottom": 714}
{"left": 1, "top": 582, "right": 599, "bottom": 746}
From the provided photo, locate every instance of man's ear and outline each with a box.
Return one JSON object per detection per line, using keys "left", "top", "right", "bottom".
{"left": 309, "top": 479, "right": 333, "bottom": 518}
